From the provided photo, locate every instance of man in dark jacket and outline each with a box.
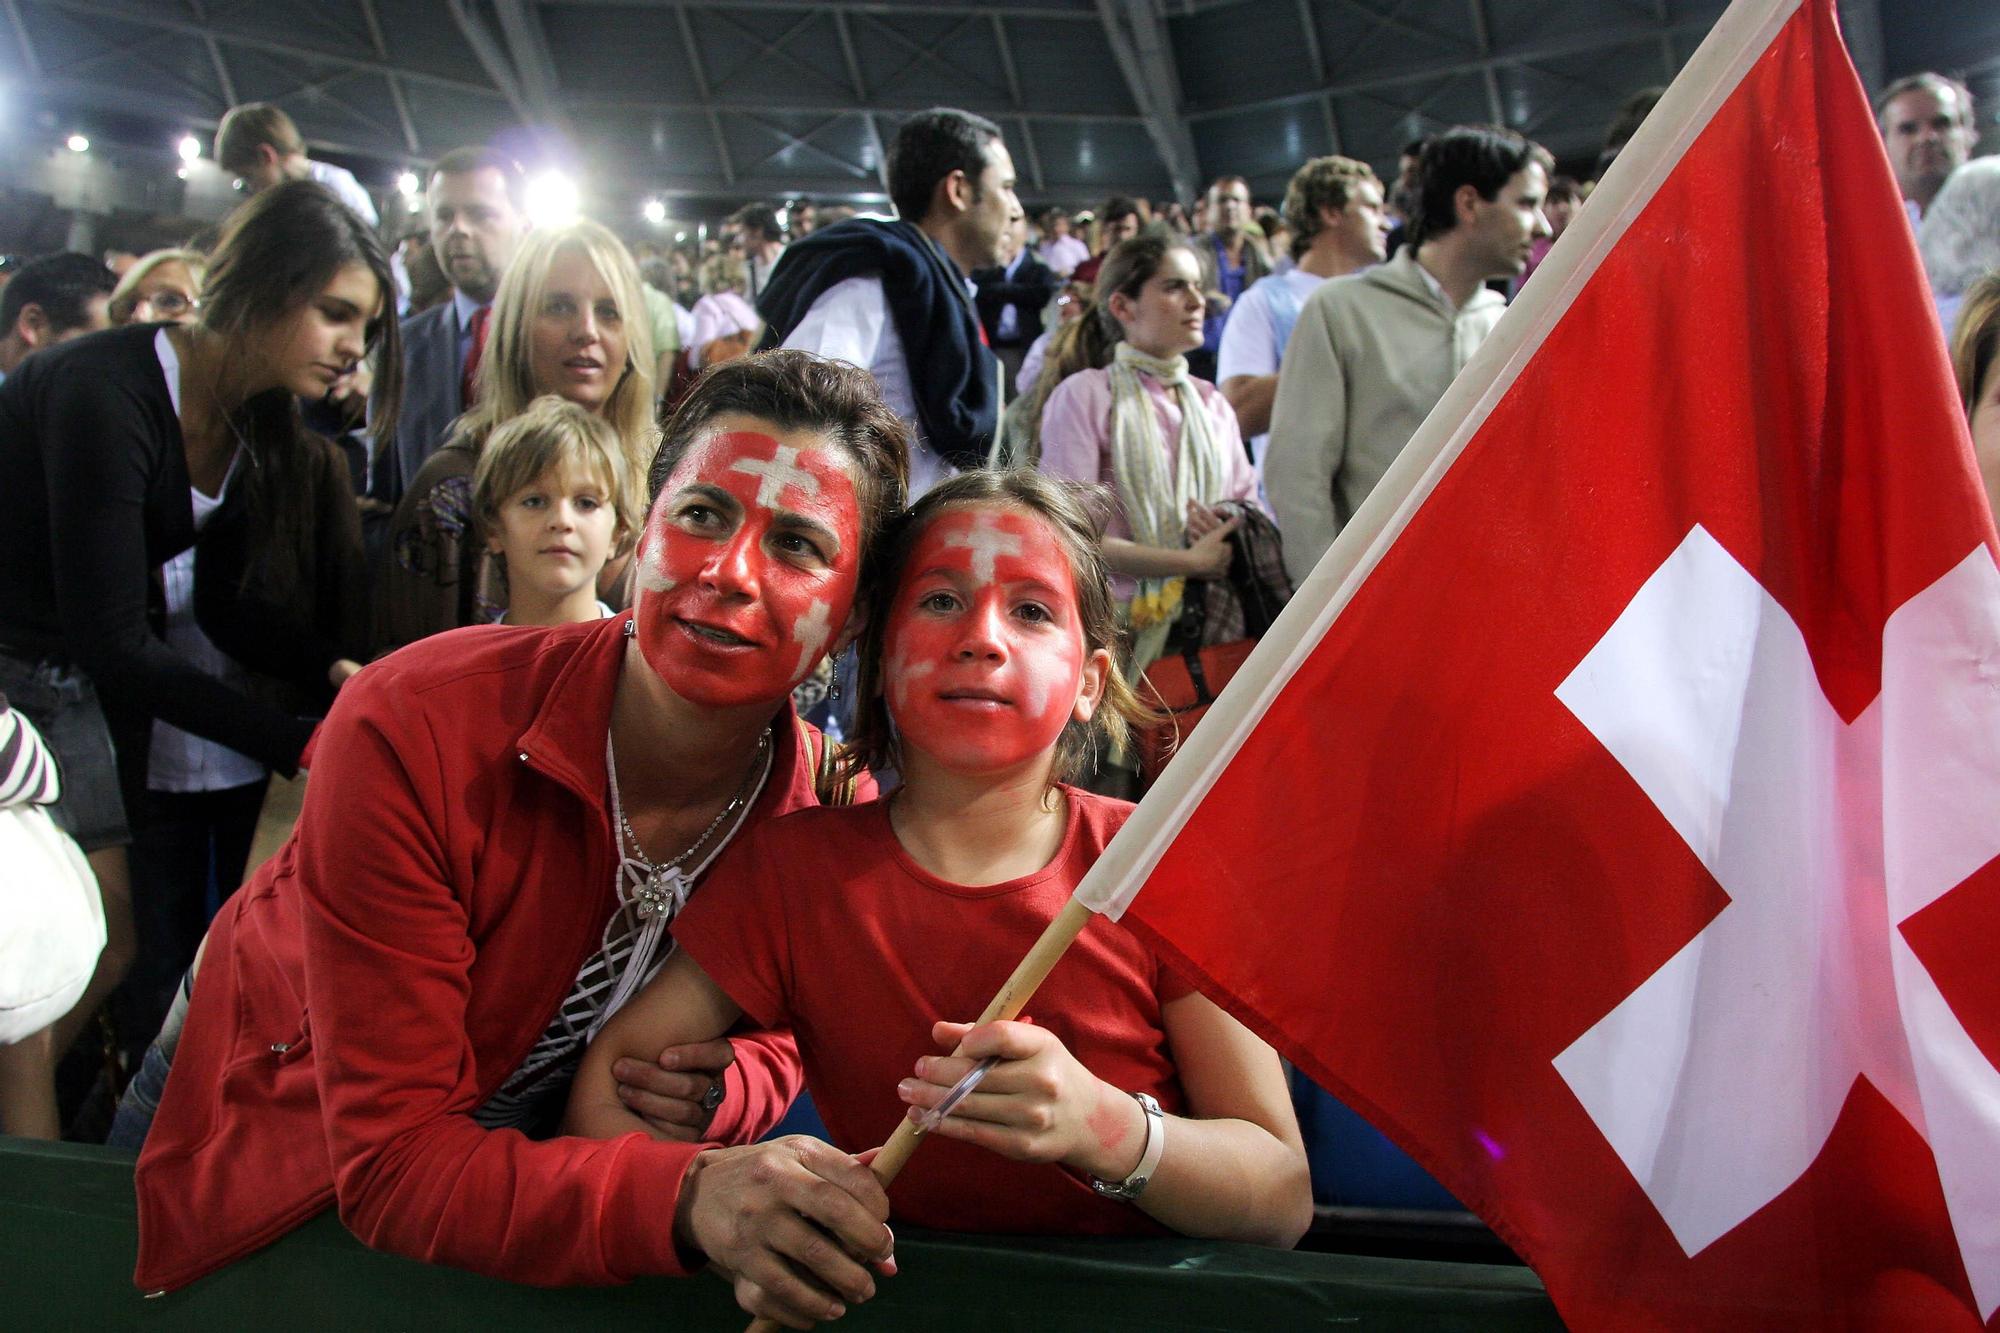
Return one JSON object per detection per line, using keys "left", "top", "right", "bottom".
{"left": 971, "top": 216, "right": 1058, "bottom": 391}
{"left": 758, "top": 107, "right": 1019, "bottom": 495}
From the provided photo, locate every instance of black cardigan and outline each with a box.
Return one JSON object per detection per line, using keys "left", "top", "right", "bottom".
{"left": 0, "top": 324, "right": 325, "bottom": 774}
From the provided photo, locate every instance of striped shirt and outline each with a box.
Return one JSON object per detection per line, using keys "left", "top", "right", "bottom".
{"left": 0, "top": 697, "right": 60, "bottom": 808}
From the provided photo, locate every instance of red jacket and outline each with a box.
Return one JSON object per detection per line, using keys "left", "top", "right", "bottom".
{"left": 134, "top": 615, "right": 840, "bottom": 1292}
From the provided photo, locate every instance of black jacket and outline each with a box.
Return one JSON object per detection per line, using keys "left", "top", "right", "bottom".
{"left": 757, "top": 217, "right": 999, "bottom": 469}
{"left": 972, "top": 250, "right": 1059, "bottom": 349}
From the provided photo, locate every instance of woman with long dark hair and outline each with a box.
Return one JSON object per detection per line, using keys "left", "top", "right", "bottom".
{"left": 0, "top": 178, "right": 398, "bottom": 1100}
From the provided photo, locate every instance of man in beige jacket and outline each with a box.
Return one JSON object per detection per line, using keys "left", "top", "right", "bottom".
{"left": 1266, "top": 126, "right": 1552, "bottom": 583}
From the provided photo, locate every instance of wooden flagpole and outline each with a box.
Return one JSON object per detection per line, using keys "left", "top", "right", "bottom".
{"left": 744, "top": 897, "right": 1096, "bottom": 1333}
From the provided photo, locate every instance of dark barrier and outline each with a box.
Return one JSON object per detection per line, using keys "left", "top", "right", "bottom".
{"left": 1, "top": 1138, "right": 1558, "bottom": 1330}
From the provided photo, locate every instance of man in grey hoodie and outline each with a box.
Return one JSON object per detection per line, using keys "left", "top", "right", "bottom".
{"left": 1266, "top": 126, "right": 1552, "bottom": 583}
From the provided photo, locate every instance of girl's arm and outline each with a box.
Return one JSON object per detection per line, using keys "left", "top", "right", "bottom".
{"left": 563, "top": 948, "right": 746, "bottom": 1141}
{"left": 1103, "top": 526, "right": 1239, "bottom": 581}
{"left": 900, "top": 992, "right": 1312, "bottom": 1248}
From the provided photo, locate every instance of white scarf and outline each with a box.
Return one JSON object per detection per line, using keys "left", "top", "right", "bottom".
{"left": 1107, "top": 340, "right": 1229, "bottom": 673}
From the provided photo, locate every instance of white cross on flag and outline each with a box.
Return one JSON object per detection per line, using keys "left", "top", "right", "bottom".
{"left": 1072, "top": 0, "right": 2000, "bottom": 1325}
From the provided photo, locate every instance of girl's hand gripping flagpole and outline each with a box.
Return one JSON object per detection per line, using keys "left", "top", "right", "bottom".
{"left": 742, "top": 897, "right": 1097, "bottom": 1332}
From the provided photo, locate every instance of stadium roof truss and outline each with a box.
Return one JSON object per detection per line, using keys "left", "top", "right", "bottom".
{"left": 0, "top": 0, "right": 1955, "bottom": 210}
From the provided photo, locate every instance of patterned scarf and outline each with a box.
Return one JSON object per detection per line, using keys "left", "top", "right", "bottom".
{"left": 1107, "top": 340, "right": 1230, "bottom": 675}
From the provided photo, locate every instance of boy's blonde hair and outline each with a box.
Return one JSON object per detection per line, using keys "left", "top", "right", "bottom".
{"left": 473, "top": 395, "right": 640, "bottom": 548}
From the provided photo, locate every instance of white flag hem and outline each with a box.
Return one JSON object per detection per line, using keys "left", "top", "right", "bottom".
{"left": 1072, "top": 0, "right": 1811, "bottom": 920}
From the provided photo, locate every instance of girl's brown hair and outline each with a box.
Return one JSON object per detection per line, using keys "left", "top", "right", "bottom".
{"left": 841, "top": 469, "right": 1156, "bottom": 787}
{"left": 1951, "top": 273, "right": 2000, "bottom": 421}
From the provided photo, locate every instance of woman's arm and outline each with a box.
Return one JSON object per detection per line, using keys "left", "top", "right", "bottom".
{"left": 900, "top": 993, "right": 1311, "bottom": 1247}
{"left": 1102, "top": 523, "right": 1239, "bottom": 581}
{"left": 564, "top": 949, "right": 745, "bottom": 1140}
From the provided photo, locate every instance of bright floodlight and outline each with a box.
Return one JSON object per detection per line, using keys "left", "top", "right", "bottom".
{"left": 177, "top": 135, "right": 201, "bottom": 162}
{"left": 66, "top": 133, "right": 88, "bottom": 153}
{"left": 524, "top": 170, "right": 580, "bottom": 227}
{"left": 642, "top": 198, "right": 667, "bottom": 226}
{"left": 396, "top": 170, "right": 420, "bottom": 197}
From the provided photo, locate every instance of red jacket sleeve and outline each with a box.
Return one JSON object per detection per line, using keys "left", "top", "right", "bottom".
{"left": 294, "top": 669, "right": 704, "bottom": 1286}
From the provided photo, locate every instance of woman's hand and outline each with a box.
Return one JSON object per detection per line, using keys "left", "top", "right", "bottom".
{"left": 612, "top": 1039, "right": 736, "bottom": 1142}
{"left": 674, "top": 1136, "right": 895, "bottom": 1329}
{"left": 895, "top": 1020, "right": 1146, "bottom": 1181}
{"left": 1180, "top": 515, "right": 1241, "bottom": 580}
{"left": 328, "top": 658, "right": 363, "bottom": 689}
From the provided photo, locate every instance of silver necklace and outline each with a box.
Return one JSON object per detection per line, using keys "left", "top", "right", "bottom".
{"left": 605, "top": 726, "right": 772, "bottom": 920}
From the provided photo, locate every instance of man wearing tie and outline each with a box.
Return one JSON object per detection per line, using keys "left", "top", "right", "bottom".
{"left": 973, "top": 216, "right": 1058, "bottom": 392}
{"left": 375, "top": 148, "right": 528, "bottom": 508}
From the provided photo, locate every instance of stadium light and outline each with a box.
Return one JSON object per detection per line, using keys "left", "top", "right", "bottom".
{"left": 524, "top": 170, "right": 580, "bottom": 227}
{"left": 642, "top": 198, "right": 667, "bottom": 226}
{"left": 177, "top": 135, "right": 201, "bottom": 162}
{"left": 66, "top": 133, "right": 88, "bottom": 153}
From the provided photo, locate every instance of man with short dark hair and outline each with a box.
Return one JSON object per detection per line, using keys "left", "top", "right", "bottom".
{"left": 1219, "top": 156, "right": 1388, "bottom": 465}
{"left": 0, "top": 252, "right": 116, "bottom": 378}
{"left": 213, "top": 102, "right": 379, "bottom": 227}
{"left": 376, "top": 146, "right": 528, "bottom": 501}
{"left": 972, "top": 215, "right": 1059, "bottom": 388}
{"left": 1072, "top": 195, "right": 1142, "bottom": 287}
{"left": 1267, "top": 126, "right": 1551, "bottom": 580}
{"left": 1877, "top": 72, "right": 1978, "bottom": 222}
{"left": 731, "top": 204, "right": 787, "bottom": 303}
{"left": 758, "top": 106, "right": 1018, "bottom": 495}
{"left": 1191, "top": 174, "right": 1272, "bottom": 382}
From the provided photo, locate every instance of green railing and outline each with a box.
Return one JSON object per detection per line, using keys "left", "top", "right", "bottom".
{"left": 1, "top": 1138, "right": 1558, "bottom": 1330}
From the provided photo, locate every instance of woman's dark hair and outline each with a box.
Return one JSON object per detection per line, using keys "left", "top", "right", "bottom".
{"left": 199, "top": 180, "right": 402, "bottom": 602}
{"left": 841, "top": 469, "right": 1156, "bottom": 788}
{"left": 1405, "top": 125, "right": 1553, "bottom": 249}
{"left": 202, "top": 179, "right": 402, "bottom": 442}
{"left": 648, "top": 350, "right": 910, "bottom": 593}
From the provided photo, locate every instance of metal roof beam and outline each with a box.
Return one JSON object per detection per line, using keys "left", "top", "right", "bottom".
{"left": 494, "top": 0, "right": 573, "bottom": 136}
{"left": 357, "top": 0, "right": 419, "bottom": 155}
{"left": 3, "top": 0, "right": 41, "bottom": 77}
{"left": 534, "top": 0, "right": 1098, "bottom": 20}
{"left": 990, "top": 15, "right": 1044, "bottom": 193}
{"left": 672, "top": 2, "right": 734, "bottom": 186}
{"left": 446, "top": 0, "right": 534, "bottom": 127}
{"left": 27, "top": 0, "right": 506, "bottom": 101}
{"left": 1185, "top": 15, "right": 1721, "bottom": 123}
{"left": 1095, "top": 0, "right": 1200, "bottom": 203}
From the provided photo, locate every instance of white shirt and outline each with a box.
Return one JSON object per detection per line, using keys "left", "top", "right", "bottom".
{"left": 306, "top": 159, "right": 380, "bottom": 228}
{"left": 147, "top": 330, "right": 265, "bottom": 793}
{"left": 782, "top": 274, "right": 956, "bottom": 498}
{"left": 745, "top": 245, "right": 786, "bottom": 303}
{"left": 1216, "top": 267, "right": 1329, "bottom": 470}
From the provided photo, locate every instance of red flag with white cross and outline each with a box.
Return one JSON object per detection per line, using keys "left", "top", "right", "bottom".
{"left": 1071, "top": 0, "right": 2000, "bottom": 1325}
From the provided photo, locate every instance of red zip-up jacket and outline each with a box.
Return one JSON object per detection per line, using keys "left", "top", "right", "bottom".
{"left": 134, "top": 614, "right": 845, "bottom": 1292}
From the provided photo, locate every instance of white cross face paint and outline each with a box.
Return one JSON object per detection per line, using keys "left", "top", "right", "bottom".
{"left": 942, "top": 512, "right": 1024, "bottom": 585}
{"left": 731, "top": 444, "right": 821, "bottom": 509}
{"left": 791, "top": 597, "right": 832, "bottom": 677}
{"left": 635, "top": 533, "right": 677, "bottom": 593}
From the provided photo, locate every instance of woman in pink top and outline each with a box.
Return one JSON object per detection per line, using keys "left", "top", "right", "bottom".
{"left": 1036, "top": 230, "right": 1264, "bottom": 681}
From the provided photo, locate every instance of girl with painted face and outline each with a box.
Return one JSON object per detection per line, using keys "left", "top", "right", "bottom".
{"left": 378, "top": 219, "right": 659, "bottom": 653}
{"left": 121, "top": 354, "right": 914, "bottom": 1319}
{"left": 568, "top": 470, "right": 1311, "bottom": 1328}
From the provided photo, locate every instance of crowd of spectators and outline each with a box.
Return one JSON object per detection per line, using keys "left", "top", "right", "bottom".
{"left": 0, "top": 64, "right": 1993, "bottom": 1315}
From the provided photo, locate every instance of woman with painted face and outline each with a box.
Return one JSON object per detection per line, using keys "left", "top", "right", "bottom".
{"left": 0, "top": 180, "right": 393, "bottom": 1122}
{"left": 121, "top": 352, "right": 908, "bottom": 1303}
{"left": 376, "top": 219, "right": 658, "bottom": 653}
{"left": 568, "top": 471, "right": 1311, "bottom": 1327}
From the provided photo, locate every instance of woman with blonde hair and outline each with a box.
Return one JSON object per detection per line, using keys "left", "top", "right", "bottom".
{"left": 378, "top": 219, "right": 657, "bottom": 651}
{"left": 1950, "top": 272, "right": 2000, "bottom": 532}
{"left": 107, "top": 249, "right": 207, "bottom": 325}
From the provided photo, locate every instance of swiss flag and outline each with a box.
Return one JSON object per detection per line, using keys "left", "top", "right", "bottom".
{"left": 1075, "top": 0, "right": 2000, "bottom": 1327}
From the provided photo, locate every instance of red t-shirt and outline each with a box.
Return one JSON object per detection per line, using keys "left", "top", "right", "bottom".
{"left": 673, "top": 786, "right": 1195, "bottom": 1236}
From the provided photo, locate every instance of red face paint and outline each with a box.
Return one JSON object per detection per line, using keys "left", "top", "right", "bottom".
{"left": 884, "top": 505, "right": 1087, "bottom": 775}
{"left": 634, "top": 426, "right": 862, "bottom": 709}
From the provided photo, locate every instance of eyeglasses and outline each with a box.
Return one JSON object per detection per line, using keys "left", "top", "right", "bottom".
{"left": 141, "top": 292, "right": 200, "bottom": 316}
